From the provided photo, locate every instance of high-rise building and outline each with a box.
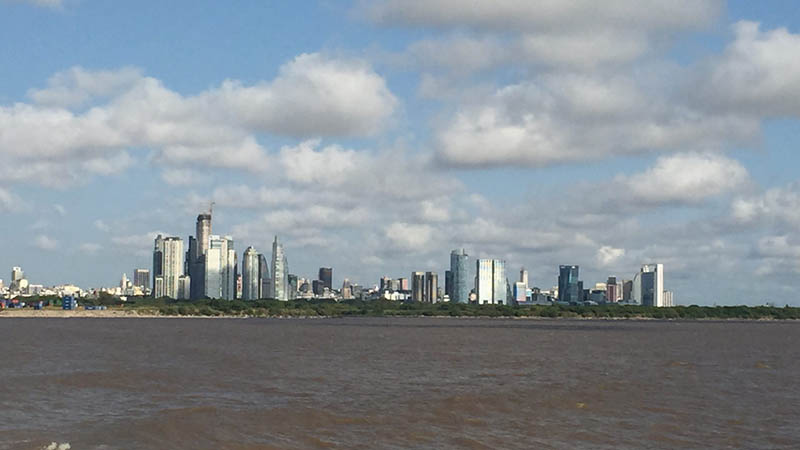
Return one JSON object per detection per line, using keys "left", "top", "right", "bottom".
{"left": 153, "top": 235, "right": 184, "bottom": 299}
{"left": 258, "top": 253, "right": 270, "bottom": 299}
{"left": 663, "top": 290, "right": 674, "bottom": 307}
{"left": 622, "top": 279, "right": 633, "bottom": 302}
{"left": 133, "top": 269, "right": 150, "bottom": 289}
{"left": 425, "top": 272, "right": 438, "bottom": 303}
{"left": 312, "top": 280, "right": 324, "bottom": 296}
{"left": 444, "top": 270, "right": 453, "bottom": 299}
{"left": 242, "top": 247, "right": 260, "bottom": 301}
{"left": 520, "top": 267, "right": 528, "bottom": 287}
{"left": 558, "top": 265, "right": 580, "bottom": 303}
{"left": 514, "top": 281, "right": 527, "bottom": 304}
{"left": 120, "top": 273, "right": 129, "bottom": 290}
{"left": 271, "top": 236, "right": 288, "bottom": 301}
{"left": 450, "top": 249, "right": 470, "bottom": 304}
{"left": 319, "top": 267, "right": 332, "bottom": 291}
{"left": 606, "top": 276, "right": 618, "bottom": 303}
{"left": 288, "top": 274, "right": 298, "bottom": 300}
{"left": 205, "top": 235, "right": 235, "bottom": 300}
{"left": 178, "top": 275, "right": 191, "bottom": 300}
{"left": 476, "top": 259, "right": 508, "bottom": 305}
{"left": 398, "top": 277, "right": 409, "bottom": 291}
{"left": 411, "top": 272, "right": 425, "bottom": 302}
{"left": 187, "top": 213, "right": 212, "bottom": 300}
{"left": 640, "top": 264, "right": 665, "bottom": 307}
{"left": 341, "top": 278, "right": 352, "bottom": 300}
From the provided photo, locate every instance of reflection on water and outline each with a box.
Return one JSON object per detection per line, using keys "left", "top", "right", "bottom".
{"left": 1, "top": 317, "right": 798, "bottom": 449}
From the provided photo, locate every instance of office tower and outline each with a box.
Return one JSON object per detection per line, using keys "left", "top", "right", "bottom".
{"left": 606, "top": 276, "right": 618, "bottom": 303}
{"left": 133, "top": 269, "right": 150, "bottom": 289}
{"left": 288, "top": 274, "right": 298, "bottom": 300}
{"left": 319, "top": 267, "right": 333, "bottom": 291}
{"left": 476, "top": 259, "right": 508, "bottom": 305}
{"left": 380, "top": 276, "right": 391, "bottom": 292}
{"left": 120, "top": 273, "right": 128, "bottom": 290}
{"left": 558, "top": 265, "right": 580, "bottom": 303}
{"left": 177, "top": 275, "right": 191, "bottom": 300}
{"left": 242, "top": 247, "right": 260, "bottom": 301}
{"left": 411, "top": 272, "right": 425, "bottom": 302}
{"left": 153, "top": 235, "right": 184, "bottom": 299}
{"left": 450, "top": 249, "right": 470, "bottom": 304}
{"left": 258, "top": 253, "right": 270, "bottom": 299}
{"left": 341, "top": 279, "right": 353, "bottom": 300}
{"left": 312, "top": 280, "right": 324, "bottom": 296}
{"left": 622, "top": 280, "right": 633, "bottom": 302}
{"left": 632, "top": 272, "right": 642, "bottom": 304}
{"left": 271, "top": 236, "right": 289, "bottom": 301}
{"left": 186, "top": 212, "right": 212, "bottom": 300}
{"left": 205, "top": 235, "right": 235, "bottom": 300}
{"left": 640, "top": 264, "right": 665, "bottom": 307}
{"left": 520, "top": 267, "right": 528, "bottom": 287}
{"left": 398, "top": 278, "right": 409, "bottom": 291}
{"left": 425, "top": 272, "right": 438, "bottom": 303}
{"left": 444, "top": 270, "right": 453, "bottom": 298}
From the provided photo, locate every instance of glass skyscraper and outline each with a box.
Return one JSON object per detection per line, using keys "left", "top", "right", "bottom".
{"left": 271, "top": 236, "right": 288, "bottom": 301}
{"left": 449, "top": 249, "right": 470, "bottom": 304}
{"left": 558, "top": 265, "right": 580, "bottom": 304}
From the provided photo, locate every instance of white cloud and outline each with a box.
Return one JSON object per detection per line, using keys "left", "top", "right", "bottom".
{"left": 93, "top": 220, "right": 110, "bottom": 232}
{"left": 0, "top": 55, "right": 396, "bottom": 186}
{"left": 731, "top": 182, "right": 800, "bottom": 228}
{"left": 695, "top": 21, "right": 800, "bottom": 117}
{"left": 597, "top": 246, "right": 626, "bottom": 267}
{"left": 361, "top": 0, "right": 722, "bottom": 33}
{"left": 53, "top": 204, "right": 66, "bottom": 216}
{"left": 0, "top": 188, "right": 22, "bottom": 212}
{"left": 33, "top": 234, "right": 59, "bottom": 251}
{"left": 618, "top": 153, "right": 750, "bottom": 205}
{"left": 2, "top": 0, "right": 63, "bottom": 9}
{"left": 384, "top": 222, "right": 434, "bottom": 252}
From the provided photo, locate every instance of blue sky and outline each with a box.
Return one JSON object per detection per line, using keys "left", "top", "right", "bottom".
{"left": 2, "top": 0, "right": 800, "bottom": 305}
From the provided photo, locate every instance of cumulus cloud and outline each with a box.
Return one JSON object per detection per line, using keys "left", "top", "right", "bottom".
{"left": 79, "top": 243, "right": 103, "bottom": 254}
{"left": 0, "top": 55, "right": 396, "bottom": 186}
{"left": 1, "top": 0, "right": 62, "bottom": 8}
{"left": 597, "top": 246, "right": 626, "bottom": 267}
{"left": 617, "top": 153, "right": 750, "bottom": 206}
{"left": 384, "top": 222, "right": 434, "bottom": 252}
{"left": 731, "top": 182, "right": 800, "bottom": 228}
{"left": 33, "top": 234, "right": 59, "bottom": 250}
{"left": 0, "top": 188, "right": 22, "bottom": 212}
{"left": 695, "top": 21, "right": 800, "bottom": 117}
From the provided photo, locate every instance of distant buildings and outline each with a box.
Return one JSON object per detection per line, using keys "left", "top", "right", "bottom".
{"left": 133, "top": 269, "right": 150, "bottom": 290}
{"left": 319, "top": 267, "right": 332, "bottom": 291}
{"left": 187, "top": 213, "right": 212, "bottom": 300}
{"left": 205, "top": 235, "right": 235, "bottom": 300}
{"left": 411, "top": 272, "right": 425, "bottom": 302}
{"left": 639, "top": 264, "right": 665, "bottom": 307}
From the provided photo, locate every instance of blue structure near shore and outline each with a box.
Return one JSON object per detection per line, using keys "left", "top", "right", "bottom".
{"left": 62, "top": 296, "right": 78, "bottom": 310}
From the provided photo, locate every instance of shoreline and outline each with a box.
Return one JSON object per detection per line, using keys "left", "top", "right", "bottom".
{"left": 0, "top": 309, "right": 794, "bottom": 321}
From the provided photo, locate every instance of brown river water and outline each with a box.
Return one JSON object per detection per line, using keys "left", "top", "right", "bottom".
{"left": 1, "top": 317, "right": 798, "bottom": 449}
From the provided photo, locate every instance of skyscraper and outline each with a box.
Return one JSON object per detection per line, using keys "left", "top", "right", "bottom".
{"left": 520, "top": 267, "right": 528, "bottom": 287}
{"left": 271, "top": 236, "right": 288, "bottom": 301}
{"left": 640, "top": 264, "right": 665, "bottom": 307}
{"left": 319, "top": 267, "right": 333, "bottom": 291}
{"left": 178, "top": 275, "right": 191, "bottom": 300}
{"left": 259, "top": 253, "right": 271, "bottom": 299}
{"left": 450, "top": 249, "right": 470, "bottom": 304}
{"left": 153, "top": 235, "right": 184, "bottom": 299}
{"left": 558, "top": 265, "right": 580, "bottom": 304}
{"left": 288, "top": 274, "right": 298, "bottom": 300}
{"left": 242, "top": 246, "right": 260, "bottom": 301}
{"left": 205, "top": 235, "right": 235, "bottom": 300}
{"left": 11, "top": 267, "right": 24, "bottom": 289}
{"left": 606, "top": 276, "right": 618, "bottom": 303}
{"left": 476, "top": 259, "right": 507, "bottom": 305}
{"left": 188, "top": 213, "right": 212, "bottom": 300}
{"left": 411, "top": 272, "right": 425, "bottom": 302}
{"left": 444, "top": 270, "right": 453, "bottom": 299}
{"left": 133, "top": 269, "right": 150, "bottom": 289}
{"left": 425, "top": 272, "right": 438, "bottom": 303}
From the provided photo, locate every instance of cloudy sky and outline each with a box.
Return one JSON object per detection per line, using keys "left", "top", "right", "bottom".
{"left": 2, "top": 0, "right": 799, "bottom": 305}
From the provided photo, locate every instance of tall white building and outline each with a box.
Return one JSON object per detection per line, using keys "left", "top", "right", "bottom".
{"left": 11, "top": 267, "right": 24, "bottom": 290}
{"left": 640, "top": 264, "right": 665, "bottom": 307}
{"left": 153, "top": 235, "right": 184, "bottom": 299}
{"left": 476, "top": 259, "right": 508, "bottom": 305}
{"left": 270, "top": 236, "right": 289, "bottom": 301}
{"left": 242, "top": 246, "right": 260, "bottom": 300}
{"left": 205, "top": 235, "right": 235, "bottom": 300}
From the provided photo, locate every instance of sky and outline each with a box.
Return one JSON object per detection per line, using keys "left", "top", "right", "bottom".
{"left": 1, "top": 0, "right": 799, "bottom": 306}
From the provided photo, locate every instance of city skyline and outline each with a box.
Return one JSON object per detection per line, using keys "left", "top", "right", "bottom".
{"left": 2, "top": 1, "right": 800, "bottom": 306}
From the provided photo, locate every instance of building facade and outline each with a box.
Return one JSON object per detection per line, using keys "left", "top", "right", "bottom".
{"left": 319, "top": 267, "right": 332, "bottom": 291}
{"left": 476, "top": 259, "right": 507, "bottom": 305}
{"left": 153, "top": 235, "right": 184, "bottom": 299}
{"left": 558, "top": 265, "right": 580, "bottom": 303}
{"left": 424, "top": 271, "right": 438, "bottom": 303}
{"left": 411, "top": 272, "right": 425, "bottom": 302}
{"left": 640, "top": 264, "right": 665, "bottom": 307}
{"left": 271, "top": 236, "right": 289, "bottom": 301}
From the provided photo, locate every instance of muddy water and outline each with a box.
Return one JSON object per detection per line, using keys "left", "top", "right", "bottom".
{"left": 1, "top": 317, "right": 798, "bottom": 449}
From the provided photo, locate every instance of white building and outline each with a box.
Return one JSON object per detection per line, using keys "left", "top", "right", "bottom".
{"left": 242, "top": 246, "right": 260, "bottom": 300}
{"left": 476, "top": 259, "right": 508, "bottom": 305}
{"left": 270, "top": 236, "right": 289, "bottom": 301}
{"left": 153, "top": 235, "right": 184, "bottom": 299}
{"left": 205, "top": 235, "right": 235, "bottom": 300}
